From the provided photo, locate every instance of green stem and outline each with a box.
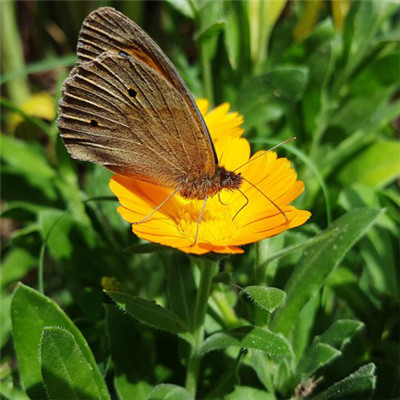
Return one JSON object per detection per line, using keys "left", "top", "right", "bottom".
{"left": 200, "top": 44, "right": 214, "bottom": 105}
{"left": 0, "top": 0, "right": 30, "bottom": 105}
{"left": 185, "top": 259, "right": 218, "bottom": 397}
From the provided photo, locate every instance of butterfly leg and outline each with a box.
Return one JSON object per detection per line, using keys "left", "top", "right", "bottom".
{"left": 217, "top": 192, "right": 228, "bottom": 206}
{"left": 192, "top": 196, "right": 209, "bottom": 246}
{"left": 132, "top": 187, "right": 181, "bottom": 225}
{"left": 241, "top": 177, "right": 288, "bottom": 223}
{"left": 232, "top": 188, "right": 249, "bottom": 221}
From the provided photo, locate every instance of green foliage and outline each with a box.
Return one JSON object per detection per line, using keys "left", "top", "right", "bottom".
{"left": 1, "top": 1, "right": 399, "bottom": 399}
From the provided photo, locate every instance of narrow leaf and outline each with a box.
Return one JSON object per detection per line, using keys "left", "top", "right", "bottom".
{"left": 147, "top": 384, "right": 193, "bottom": 400}
{"left": 242, "top": 286, "right": 286, "bottom": 312}
{"left": 106, "top": 305, "right": 152, "bottom": 400}
{"left": 226, "top": 386, "right": 274, "bottom": 400}
{"left": 200, "top": 326, "right": 293, "bottom": 360}
{"left": 106, "top": 291, "right": 191, "bottom": 342}
{"left": 297, "top": 343, "right": 341, "bottom": 378}
{"left": 338, "top": 141, "right": 400, "bottom": 189}
{"left": 40, "top": 327, "right": 108, "bottom": 400}
{"left": 312, "top": 363, "right": 376, "bottom": 400}
{"left": 314, "top": 319, "right": 364, "bottom": 349}
{"left": 167, "top": 261, "right": 196, "bottom": 330}
{"left": 271, "top": 208, "right": 382, "bottom": 336}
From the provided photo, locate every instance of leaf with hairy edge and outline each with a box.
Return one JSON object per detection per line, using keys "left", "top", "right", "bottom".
{"left": 11, "top": 283, "right": 109, "bottom": 400}
{"left": 242, "top": 286, "right": 286, "bottom": 313}
{"left": 271, "top": 208, "right": 382, "bottom": 336}
{"left": 106, "top": 291, "right": 192, "bottom": 343}
{"left": 40, "top": 327, "right": 109, "bottom": 400}
{"left": 297, "top": 319, "right": 364, "bottom": 378}
{"left": 297, "top": 343, "right": 341, "bottom": 378}
{"left": 200, "top": 326, "right": 293, "bottom": 360}
{"left": 106, "top": 305, "right": 152, "bottom": 400}
{"left": 312, "top": 363, "right": 376, "bottom": 400}
{"left": 146, "top": 384, "right": 193, "bottom": 400}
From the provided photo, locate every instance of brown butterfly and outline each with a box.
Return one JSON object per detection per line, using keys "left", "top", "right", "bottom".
{"left": 58, "top": 7, "right": 287, "bottom": 240}
{"left": 58, "top": 7, "right": 242, "bottom": 197}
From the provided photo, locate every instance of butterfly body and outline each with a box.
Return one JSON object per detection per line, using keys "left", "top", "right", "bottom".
{"left": 179, "top": 167, "right": 242, "bottom": 199}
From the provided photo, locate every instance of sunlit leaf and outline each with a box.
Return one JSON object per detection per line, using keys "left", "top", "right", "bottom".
{"left": 40, "top": 327, "right": 110, "bottom": 400}
{"left": 338, "top": 141, "right": 400, "bottom": 189}
{"left": 11, "top": 284, "right": 109, "bottom": 399}
{"left": 271, "top": 208, "right": 382, "bottom": 336}
{"left": 201, "top": 326, "right": 293, "bottom": 359}
{"left": 242, "top": 286, "right": 286, "bottom": 313}
{"left": 147, "top": 384, "right": 193, "bottom": 400}
{"left": 312, "top": 363, "right": 376, "bottom": 400}
{"left": 106, "top": 291, "right": 191, "bottom": 343}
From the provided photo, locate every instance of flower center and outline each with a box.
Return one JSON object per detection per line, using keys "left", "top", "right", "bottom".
{"left": 176, "top": 195, "right": 242, "bottom": 242}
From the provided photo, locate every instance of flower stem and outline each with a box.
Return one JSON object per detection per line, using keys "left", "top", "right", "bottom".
{"left": 200, "top": 48, "right": 214, "bottom": 106}
{"left": 185, "top": 258, "right": 218, "bottom": 397}
{"left": 0, "top": 0, "right": 30, "bottom": 106}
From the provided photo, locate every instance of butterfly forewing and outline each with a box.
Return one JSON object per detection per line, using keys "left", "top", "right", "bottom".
{"left": 72, "top": 7, "right": 217, "bottom": 168}
{"left": 59, "top": 52, "right": 215, "bottom": 188}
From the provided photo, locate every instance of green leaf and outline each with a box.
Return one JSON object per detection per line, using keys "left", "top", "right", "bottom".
{"left": 297, "top": 343, "right": 341, "bottom": 378}
{"left": 39, "top": 209, "right": 96, "bottom": 260}
{"left": 147, "top": 384, "right": 193, "bottom": 400}
{"left": 237, "top": 67, "right": 308, "bottom": 128}
{"left": 349, "top": 52, "right": 400, "bottom": 95}
{"left": 106, "top": 305, "right": 152, "bottom": 400}
{"left": 242, "top": 286, "right": 286, "bottom": 313}
{"left": 0, "top": 247, "right": 36, "bottom": 288}
{"left": 248, "top": 0, "right": 286, "bottom": 73}
{"left": 11, "top": 283, "right": 109, "bottom": 399}
{"left": 338, "top": 141, "right": 400, "bottom": 189}
{"left": 312, "top": 363, "right": 376, "bottom": 400}
{"left": 313, "top": 319, "right": 364, "bottom": 349}
{"left": 0, "top": 55, "right": 76, "bottom": 85}
{"left": 0, "top": 293, "right": 12, "bottom": 348}
{"left": 0, "top": 135, "right": 55, "bottom": 178}
{"left": 167, "top": 261, "right": 196, "bottom": 330}
{"left": 249, "top": 350, "right": 274, "bottom": 393}
{"left": 40, "top": 327, "right": 109, "bottom": 400}
{"left": 271, "top": 208, "right": 382, "bottom": 336}
{"left": 106, "top": 291, "right": 191, "bottom": 342}
{"left": 327, "top": 267, "right": 378, "bottom": 328}
{"left": 200, "top": 326, "right": 293, "bottom": 360}
{"left": 165, "top": 0, "right": 194, "bottom": 19}
{"left": 0, "top": 134, "right": 56, "bottom": 199}
{"left": 205, "top": 349, "right": 246, "bottom": 399}
{"left": 195, "top": 21, "right": 226, "bottom": 42}
{"left": 226, "top": 386, "right": 274, "bottom": 400}
{"left": 0, "top": 374, "right": 30, "bottom": 400}
{"left": 291, "top": 294, "right": 321, "bottom": 360}
{"left": 195, "top": 1, "right": 224, "bottom": 61}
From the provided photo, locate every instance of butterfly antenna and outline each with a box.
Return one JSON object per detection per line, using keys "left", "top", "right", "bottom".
{"left": 232, "top": 188, "right": 249, "bottom": 221}
{"left": 192, "top": 196, "right": 209, "bottom": 246}
{"left": 132, "top": 187, "right": 181, "bottom": 225}
{"left": 233, "top": 137, "right": 296, "bottom": 173}
{"left": 241, "top": 177, "right": 289, "bottom": 223}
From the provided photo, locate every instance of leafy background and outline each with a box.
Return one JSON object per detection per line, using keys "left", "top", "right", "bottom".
{"left": 1, "top": 1, "right": 399, "bottom": 399}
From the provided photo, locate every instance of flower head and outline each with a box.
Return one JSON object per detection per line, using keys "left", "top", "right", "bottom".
{"left": 110, "top": 99, "right": 311, "bottom": 254}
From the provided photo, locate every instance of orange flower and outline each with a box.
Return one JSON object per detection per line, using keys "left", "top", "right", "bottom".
{"left": 110, "top": 100, "right": 311, "bottom": 255}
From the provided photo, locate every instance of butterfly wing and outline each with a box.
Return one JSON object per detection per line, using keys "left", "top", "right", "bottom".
{"left": 59, "top": 7, "right": 218, "bottom": 184}
{"left": 59, "top": 52, "right": 215, "bottom": 188}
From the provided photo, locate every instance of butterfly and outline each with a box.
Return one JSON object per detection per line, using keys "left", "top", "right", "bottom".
{"left": 58, "top": 7, "right": 242, "bottom": 200}
{"left": 58, "top": 7, "right": 287, "bottom": 241}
